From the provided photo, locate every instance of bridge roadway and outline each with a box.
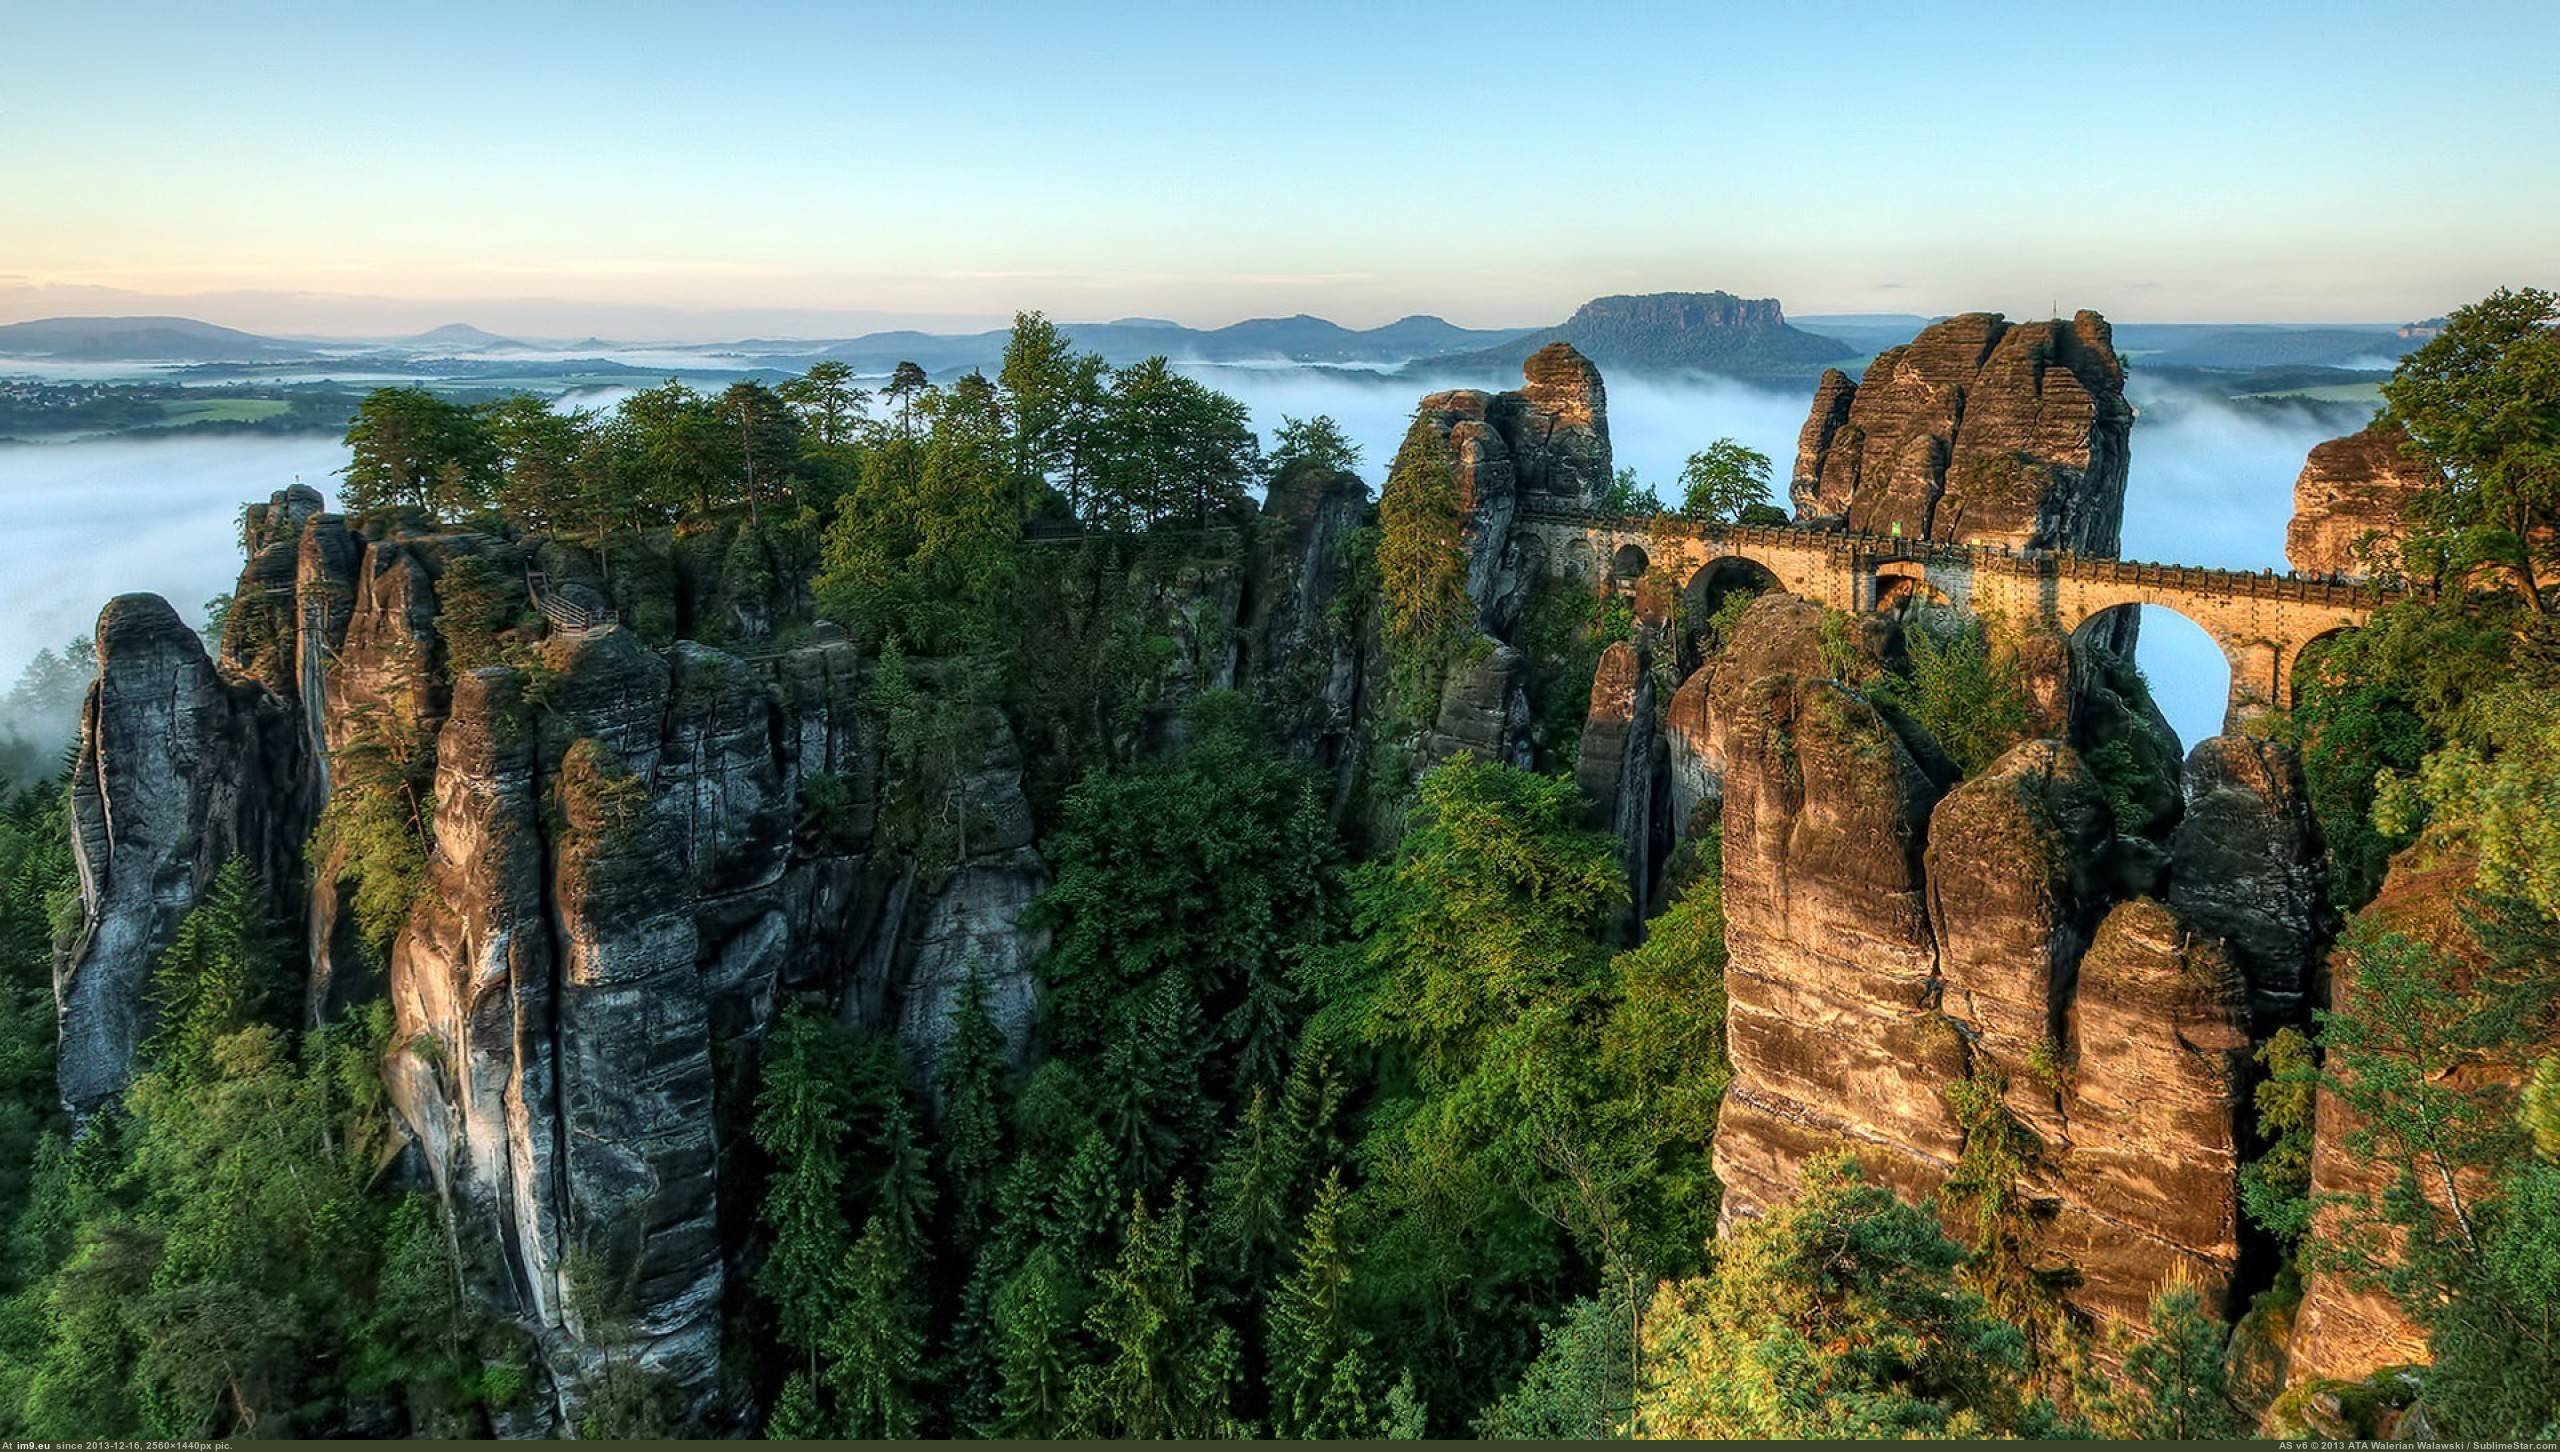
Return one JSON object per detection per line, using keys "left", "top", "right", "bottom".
{"left": 1511, "top": 506, "right": 2408, "bottom": 727}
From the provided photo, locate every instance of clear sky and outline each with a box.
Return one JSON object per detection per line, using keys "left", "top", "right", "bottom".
{"left": 3, "top": 0, "right": 2553, "bottom": 337}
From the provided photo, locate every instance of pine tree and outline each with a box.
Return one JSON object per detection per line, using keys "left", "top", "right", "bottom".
{"left": 1267, "top": 1170, "right": 1370, "bottom": 1438}
{"left": 823, "top": 1217, "right": 926, "bottom": 1439}
{"left": 2087, "top": 1279, "right": 2247, "bottom": 1440}
{"left": 1070, "top": 1187, "right": 1242, "bottom": 1438}
{"left": 751, "top": 1010, "right": 858, "bottom": 1370}
{"left": 989, "top": 1247, "right": 1080, "bottom": 1438}
{"left": 935, "top": 965, "right": 1010, "bottom": 1258}
{"left": 763, "top": 1370, "right": 827, "bottom": 1440}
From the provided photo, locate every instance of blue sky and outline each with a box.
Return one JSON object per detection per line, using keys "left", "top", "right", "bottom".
{"left": 3, "top": 0, "right": 2553, "bottom": 335}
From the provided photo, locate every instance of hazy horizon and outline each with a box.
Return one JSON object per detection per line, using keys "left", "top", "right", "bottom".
{"left": 7, "top": 3, "right": 2554, "bottom": 337}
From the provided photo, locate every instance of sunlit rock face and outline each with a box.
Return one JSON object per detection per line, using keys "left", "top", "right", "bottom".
{"left": 1790, "top": 311, "right": 2134, "bottom": 555}
{"left": 1711, "top": 667, "right": 1961, "bottom": 1220}
{"left": 2284, "top": 421, "right": 2436, "bottom": 579}
{"left": 2047, "top": 896, "right": 2252, "bottom": 1336}
{"left": 2284, "top": 849, "right": 2526, "bottom": 1386}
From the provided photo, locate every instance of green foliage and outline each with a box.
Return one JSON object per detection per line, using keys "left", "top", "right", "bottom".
{"left": 1595, "top": 466, "right": 1661, "bottom": 516}
{"left": 428, "top": 552, "right": 517, "bottom": 675}
{"left": 1069, "top": 1187, "right": 1241, "bottom": 1438}
{"left": 1475, "top": 1286, "right": 1633, "bottom": 1439}
{"left": 2242, "top": 1026, "right": 2319, "bottom": 1248}
{"left": 1869, "top": 608, "right": 2031, "bottom": 776}
{"left": 1510, "top": 571, "right": 1634, "bottom": 768}
{"left": 340, "top": 386, "right": 493, "bottom": 519}
{"left": 815, "top": 384, "right": 1023, "bottom": 657}
{"left": 1034, "top": 693, "right": 1340, "bottom": 1106}
{"left": 1632, "top": 1154, "right": 2040, "bottom": 1439}
{"left": 1376, "top": 414, "right": 1477, "bottom": 713}
{"left": 1677, "top": 438, "right": 1775, "bottom": 523}
{"left": 1269, "top": 414, "right": 1362, "bottom": 478}
{"left": 2081, "top": 1278, "right": 2249, "bottom": 1439}
{"left": 2381, "top": 286, "right": 2560, "bottom": 609}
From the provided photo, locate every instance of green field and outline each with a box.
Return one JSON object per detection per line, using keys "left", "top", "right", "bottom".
{"left": 153, "top": 397, "right": 295, "bottom": 425}
{"left": 2237, "top": 382, "right": 2385, "bottom": 404}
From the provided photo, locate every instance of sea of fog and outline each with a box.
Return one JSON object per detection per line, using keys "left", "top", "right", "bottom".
{"left": 0, "top": 369, "right": 2367, "bottom": 756}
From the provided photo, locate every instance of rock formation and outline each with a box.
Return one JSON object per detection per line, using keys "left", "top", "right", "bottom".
{"left": 1402, "top": 342, "right": 1611, "bottom": 631}
{"left": 1925, "top": 740, "right": 2115, "bottom": 1142}
{"left": 2285, "top": 422, "right": 2435, "bottom": 579}
{"left": 1712, "top": 668, "right": 1961, "bottom": 1219}
{"left": 1572, "top": 640, "right": 1660, "bottom": 929}
{"left": 58, "top": 594, "right": 307, "bottom": 1112}
{"left": 2170, "top": 735, "right": 2329, "bottom": 1031}
{"left": 1790, "top": 312, "right": 2134, "bottom": 555}
{"left": 2049, "top": 897, "right": 2252, "bottom": 1333}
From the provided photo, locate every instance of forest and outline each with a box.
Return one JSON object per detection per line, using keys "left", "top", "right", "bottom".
{"left": 0, "top": 293, "right": 2554, "bottom": 1441}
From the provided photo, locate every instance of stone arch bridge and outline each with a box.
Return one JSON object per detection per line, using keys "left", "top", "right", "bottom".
{"left": 1513, "top": 506, "right": 2407, "bottom": 728}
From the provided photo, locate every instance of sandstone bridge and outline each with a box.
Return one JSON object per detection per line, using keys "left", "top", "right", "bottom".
{"left": 1513, "top": 506, "right": 2407, "bottom": 729}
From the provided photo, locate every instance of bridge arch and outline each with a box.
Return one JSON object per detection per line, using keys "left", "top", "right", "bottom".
{"left": 2069, "top": 602, "right": 2236, "bottom": 747}
{"left": 2283, "top": 626, "right": 2357, "bottom": 708}
{"left": 1609, "top": 543, "right": 1650, "bottom": 583}
{"left": 1873, "top": 559, "right": 1952, "bottom": 611}
{"left": 1679, "top": 554, "right": 1781, "bottom": 672}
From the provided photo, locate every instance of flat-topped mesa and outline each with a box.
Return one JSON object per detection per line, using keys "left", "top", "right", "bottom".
{"left": 2285, "top": 420, "right": 2436, "bottom": 579}
{"left": 1790, "top": 311, "right": 2134, "bottom": 555}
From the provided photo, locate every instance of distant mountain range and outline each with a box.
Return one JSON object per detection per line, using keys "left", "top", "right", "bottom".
{"left": 0, "top": 315, "right": 318, "bottom": 362}
{"left": 0, "top": 299, "right": 2429, "bottom": 380}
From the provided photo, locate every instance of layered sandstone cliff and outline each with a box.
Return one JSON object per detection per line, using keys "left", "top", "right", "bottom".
{"left": 1790, "top": 311, "right": 2134, "bottom": 555}
{"left": 2285, "top": 422, "right": 2435, "bottom": 579}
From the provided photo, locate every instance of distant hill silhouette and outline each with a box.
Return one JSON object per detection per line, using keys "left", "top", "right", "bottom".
{"left": 401, "top": 323, "right": 524, "bottom": 351}
{"left": 0, "top": 315, "right": 313, "bottom": 362}
{"left": 1419, "top": 292, "right": 1854, "bottom": 381}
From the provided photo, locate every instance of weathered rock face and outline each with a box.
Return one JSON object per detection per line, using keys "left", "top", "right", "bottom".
{"left": 381, "top": 621, "right": 1004, "bottom": 1424}
{"left": 1925, "top": 740, "right": 2115, "bottom": 1142}
{"left": 57, "top": 593, "right": 307, "bottom": 1112}
{"left": 1402, "top": 342, "right": 1612, "bottom": 631}
{"left": 1713, "top": 670, "right": 1962, "bottom": 1219}
{"left": 2049, "top": 897, "right": 2252, "bottom": 1334}
{"left": 1419, "top": 641, "right": 1532, "bottom": 771}
{"left": 2285, "top": 422, "right": 2435, "bottom": 579}
{"left": 1572, "top": 641, "right": 1659, "bottom": 928}
{"left": 2284, "top": 850, "right": 2506, "bottom": 1385}
{"left": 218, "top": 482, "right": 326, "bottom": 694}
{"left": 1790, "top": 311, "right": 2134, "bottom": 554}
{"left": 1245, "top": 461, "right": 1377, "bottom": 784}
{"left": 2170, "top": 736, "right": 2329, "bottom": 1031}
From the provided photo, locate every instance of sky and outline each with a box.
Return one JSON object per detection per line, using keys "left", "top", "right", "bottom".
{"left": 2, "top": 1, "right": 2555, "bottom": 338}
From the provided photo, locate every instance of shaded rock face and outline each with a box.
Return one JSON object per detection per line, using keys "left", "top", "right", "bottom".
{"left": 218, "top": 482, "right": 326, "bottom": 694}
{"left": 1790, "top": 312, "right": 2133, "bottom": 554}
{"left": 1403, "top": 342, "right": 1612, "bottom": 631}
{"left": 2285, "top": 422, "right": 2436, "bottom": 579}
{"left": 2049, "top": 897, "right": 2252, "bottom": 1334}
{"left": 1713, "top": 671, "right": 1962, "bottom": 1218}
{"left": 1925, "top": 740, "right": 2115, "bottom": 1143}
{"left": 380, "top": 622, "right": 1041, "bottom": 1424}
{"left": 1572, "top": 640, "right": 1660, "bottom": 929}
{"left": 2170, "top": 736, "right": 2329, "bottom": 1032}
{"left": 58, "top": 594, "right": 308, "bottom": 1113}
{"left": 1419, "top": 641, "right": 1532, "bottom": 771}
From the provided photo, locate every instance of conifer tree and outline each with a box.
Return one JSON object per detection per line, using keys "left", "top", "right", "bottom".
{"left": 824, "top": 1217, "right": 926, "bottom": 1439}
{"left": 1266, "top": 1170, "right": 1371, "bottom": 1438}
{"left": 751, "top": 1010, "right": 858, "bottom": 1371}
{"left": 1070, "top": 1187, "right": 1242, "bottom": 1438}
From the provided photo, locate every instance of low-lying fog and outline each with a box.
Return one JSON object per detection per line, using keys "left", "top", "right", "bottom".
{"left": 0, "top": 369, "right": 2369, "bottom": 766}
